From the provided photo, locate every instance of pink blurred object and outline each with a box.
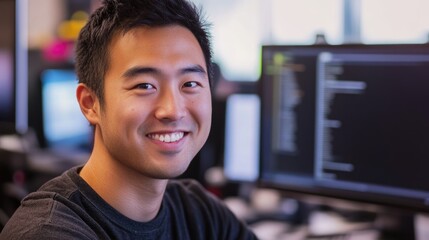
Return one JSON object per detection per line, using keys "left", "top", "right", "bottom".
{"left": 42, "top": 39, "right": 74, "bottom": 62}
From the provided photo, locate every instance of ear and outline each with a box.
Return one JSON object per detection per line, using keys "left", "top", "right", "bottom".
{"left": 76, "top": 83, "right": 100, "bottom": 125}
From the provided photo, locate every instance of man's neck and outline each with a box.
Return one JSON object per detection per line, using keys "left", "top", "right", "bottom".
{"left": 79, "top": 155, "right": 168, "bottom": 222}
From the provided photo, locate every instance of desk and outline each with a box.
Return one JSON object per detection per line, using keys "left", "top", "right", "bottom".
{"left": 225, "top": 192, "right": 429, "bottom": 240}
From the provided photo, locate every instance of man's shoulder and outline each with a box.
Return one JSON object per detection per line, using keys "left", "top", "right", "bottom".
{"left": 16, "top": 166, "right": 81, "bottom": 211}
{"left": 0, "top": 167, "right": 97, "bottom": 240}
{"left": 0, "top": 190, "right": 93, "bottom": 239}
{"left": 36, "top": 166, "right": 80, "bottom": 194}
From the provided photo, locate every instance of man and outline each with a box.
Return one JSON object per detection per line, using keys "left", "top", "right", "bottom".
{"left": 0, "top": 0, "right": 257, "bottom": 239}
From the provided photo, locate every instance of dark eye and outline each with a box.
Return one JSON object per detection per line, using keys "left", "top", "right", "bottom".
{"left": 136, "top": 83, "right": 155, "bottom": 90}
{"left": 183, "top": 81, "right": 199, "bottom": 88}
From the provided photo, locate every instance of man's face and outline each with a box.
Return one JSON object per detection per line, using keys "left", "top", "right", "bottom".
{"left": 96, "top": 25, "right": 212, "bottom": 179}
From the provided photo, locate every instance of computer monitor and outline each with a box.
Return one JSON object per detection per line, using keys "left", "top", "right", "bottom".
{"left": 0, "top": 0, "right": 27, "bottom": 134}
{"left": 223, "top": 93, "right": 261, "bottom": 182}
{"left": 259, "top": 44, "right": 429, "bottom": 213}
{"left": 0, "top": 50, "right": 14, "bottom": 127}
{"left": 40, "top": 68, "right": 92, "bottom": 152}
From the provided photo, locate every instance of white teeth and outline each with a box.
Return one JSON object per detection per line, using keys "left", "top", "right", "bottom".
{"left": 149, "top": 132, "right": 184, "bottom": 143}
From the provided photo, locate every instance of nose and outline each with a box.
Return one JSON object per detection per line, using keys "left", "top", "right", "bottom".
{"left": 154, "top": 88, "right": 186, "bottom": 121}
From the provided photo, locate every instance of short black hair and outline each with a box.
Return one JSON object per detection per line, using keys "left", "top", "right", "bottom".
{"left": 75, "top": 0, "right": 212, "bottom": 104}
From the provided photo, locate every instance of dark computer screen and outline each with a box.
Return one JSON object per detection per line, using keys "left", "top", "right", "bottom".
{"left": 0, "top": 0, "right": 16, "bottom": 127}
{"left": 259, "top": 44, "right": 429, "bottom": 212}
{"left": 40, "top": 69, "right": 92, "bottom": 151}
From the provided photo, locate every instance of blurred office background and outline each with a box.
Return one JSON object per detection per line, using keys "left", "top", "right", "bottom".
{"left": 3, "top": 0, "right": 429, "bottom": 239}
{"left": 24, "top": 0, "right": 429, "bottom": 82}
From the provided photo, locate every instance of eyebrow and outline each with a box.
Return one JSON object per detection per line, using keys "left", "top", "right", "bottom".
{"left": 122, "top": 64, "right": 207, "bottom": 79}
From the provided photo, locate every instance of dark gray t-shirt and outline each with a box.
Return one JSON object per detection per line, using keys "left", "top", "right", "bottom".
{"left": 0, "top": 166, "right": 257, "bottom": 239}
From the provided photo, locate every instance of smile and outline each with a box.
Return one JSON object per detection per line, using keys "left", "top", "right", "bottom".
{"left": 147, "top": 132, "right": 185, "bottom": 143}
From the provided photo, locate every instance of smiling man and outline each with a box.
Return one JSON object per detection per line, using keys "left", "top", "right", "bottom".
{"left": 0, "top": 0, "right": 257, "bottom": 239}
